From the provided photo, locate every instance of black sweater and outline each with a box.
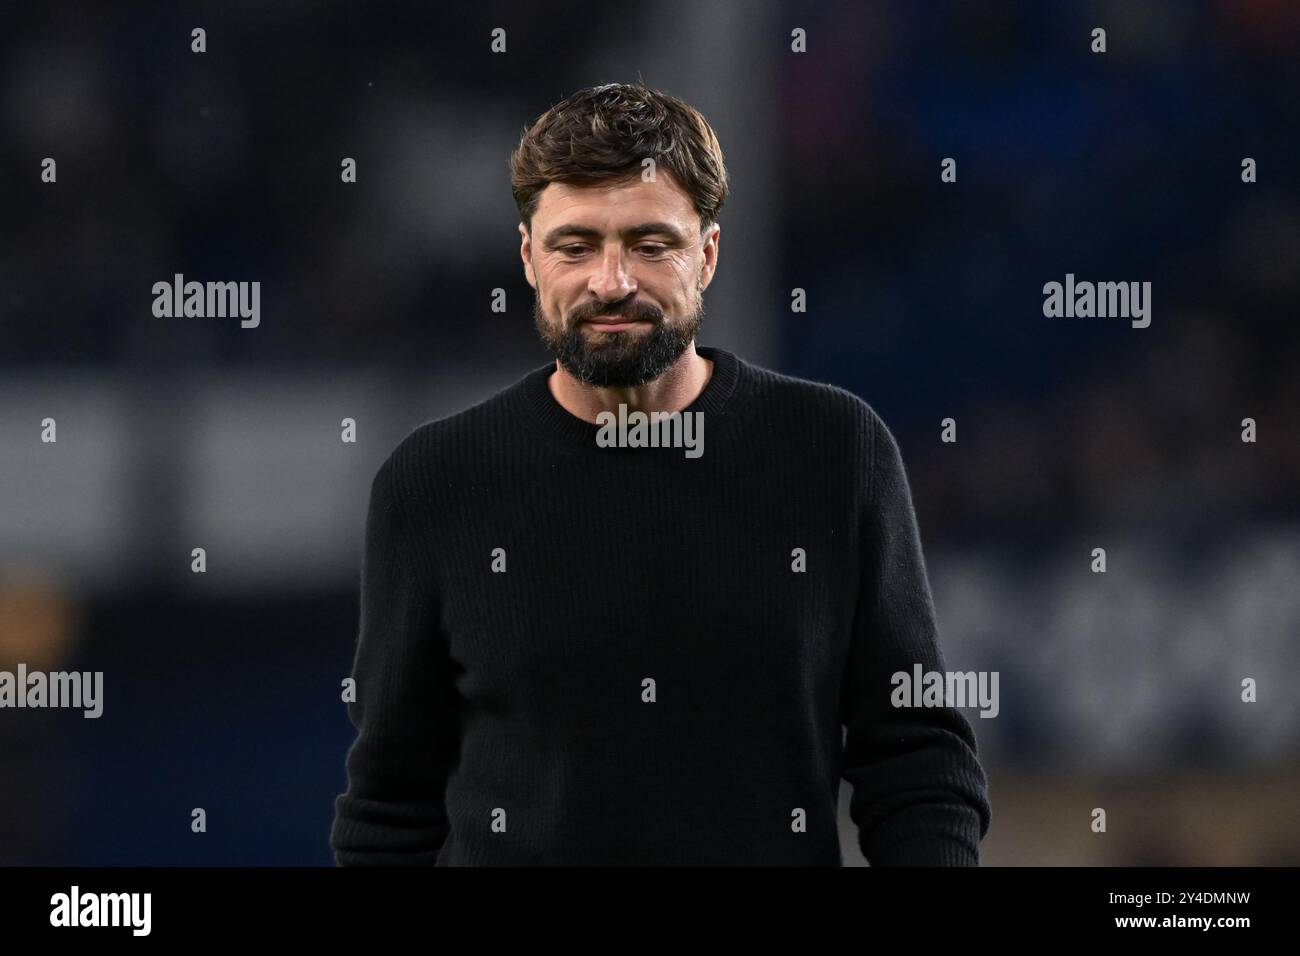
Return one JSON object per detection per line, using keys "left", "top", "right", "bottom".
{"left": 330, "top": 346, "right": 991, "bottom": 865}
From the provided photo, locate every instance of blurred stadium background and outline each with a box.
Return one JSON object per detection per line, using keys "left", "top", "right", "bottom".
{"left": 1, "top": 0, "right": 1297, "bottom": 865}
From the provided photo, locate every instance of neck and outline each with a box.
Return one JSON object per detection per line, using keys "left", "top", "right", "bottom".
{"left": 547, "top": 343, "right": 715, "bottom": 424}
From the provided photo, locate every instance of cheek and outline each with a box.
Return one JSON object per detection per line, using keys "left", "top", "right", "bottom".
{"left": 537, "top": 262, "right": 570, "bottom": 296}
{"left": 662, "top": 255, "right": 698, "bottom": 295}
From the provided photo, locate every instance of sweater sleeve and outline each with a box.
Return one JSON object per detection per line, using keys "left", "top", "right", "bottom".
{"left": 840, "top": 410, "right": 992, "bottom": 865}
{"left": 330, "top": 455, "right": 460, "bottom": 865}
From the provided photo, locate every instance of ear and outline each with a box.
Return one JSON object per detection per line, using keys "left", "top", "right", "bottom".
{"left": 519, "top": 222, "right": 537, "bottom": 289}
{"left": 698, "top": 222, "right": 720, "bottom": 291}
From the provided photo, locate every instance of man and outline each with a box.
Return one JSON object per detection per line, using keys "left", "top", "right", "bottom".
{"left": 330, "top": 82, "right": 991, "bottom": 866}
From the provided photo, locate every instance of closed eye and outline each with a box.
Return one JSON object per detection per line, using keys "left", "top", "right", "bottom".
{"left": 557, "top": 243, "right": 670, "bottom": 257}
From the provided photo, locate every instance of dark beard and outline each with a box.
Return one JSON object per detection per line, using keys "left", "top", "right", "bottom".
{"left": 533, "top": 290, "right": 704, "bottom": 387}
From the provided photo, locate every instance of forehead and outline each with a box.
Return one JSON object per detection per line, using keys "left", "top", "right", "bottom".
{"left": 533, "top": 172, "right": 698, "bottom": 229}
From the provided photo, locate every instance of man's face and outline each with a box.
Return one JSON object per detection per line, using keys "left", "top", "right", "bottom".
{"left": 520, "top": 172, "right": 720, "bottom": 387}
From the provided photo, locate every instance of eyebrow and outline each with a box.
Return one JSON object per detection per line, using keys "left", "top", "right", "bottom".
{"left": 541, "top": 221, "right": 687, "bottom": 249}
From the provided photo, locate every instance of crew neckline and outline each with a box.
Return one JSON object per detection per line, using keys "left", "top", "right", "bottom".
{"left": 510, "top": 345, "right": 742, "bottom": 451}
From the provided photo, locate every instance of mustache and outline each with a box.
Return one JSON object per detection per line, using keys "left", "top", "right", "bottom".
{"left": 569, "top": 297, "right": 664, "bottom": 326}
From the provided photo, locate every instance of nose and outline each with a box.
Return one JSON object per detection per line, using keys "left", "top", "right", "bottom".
{"left": 587, "top": 244, "right": 636, "bottom": 302}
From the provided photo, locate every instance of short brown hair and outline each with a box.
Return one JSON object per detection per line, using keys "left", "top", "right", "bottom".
{"left": 510, "top": 82, "right": 728, "bottom": 234}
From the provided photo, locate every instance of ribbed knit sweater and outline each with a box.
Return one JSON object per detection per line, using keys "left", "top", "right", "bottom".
{"left": 330, "top": 345, "right": 991, "bottom": 865}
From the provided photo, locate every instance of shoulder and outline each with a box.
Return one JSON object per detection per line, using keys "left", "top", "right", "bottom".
{"left": 370, "top": 374, "right": 526, "bottom": 495}
{"left": 737, "top": 356, "right": 886, "bottom": 442}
